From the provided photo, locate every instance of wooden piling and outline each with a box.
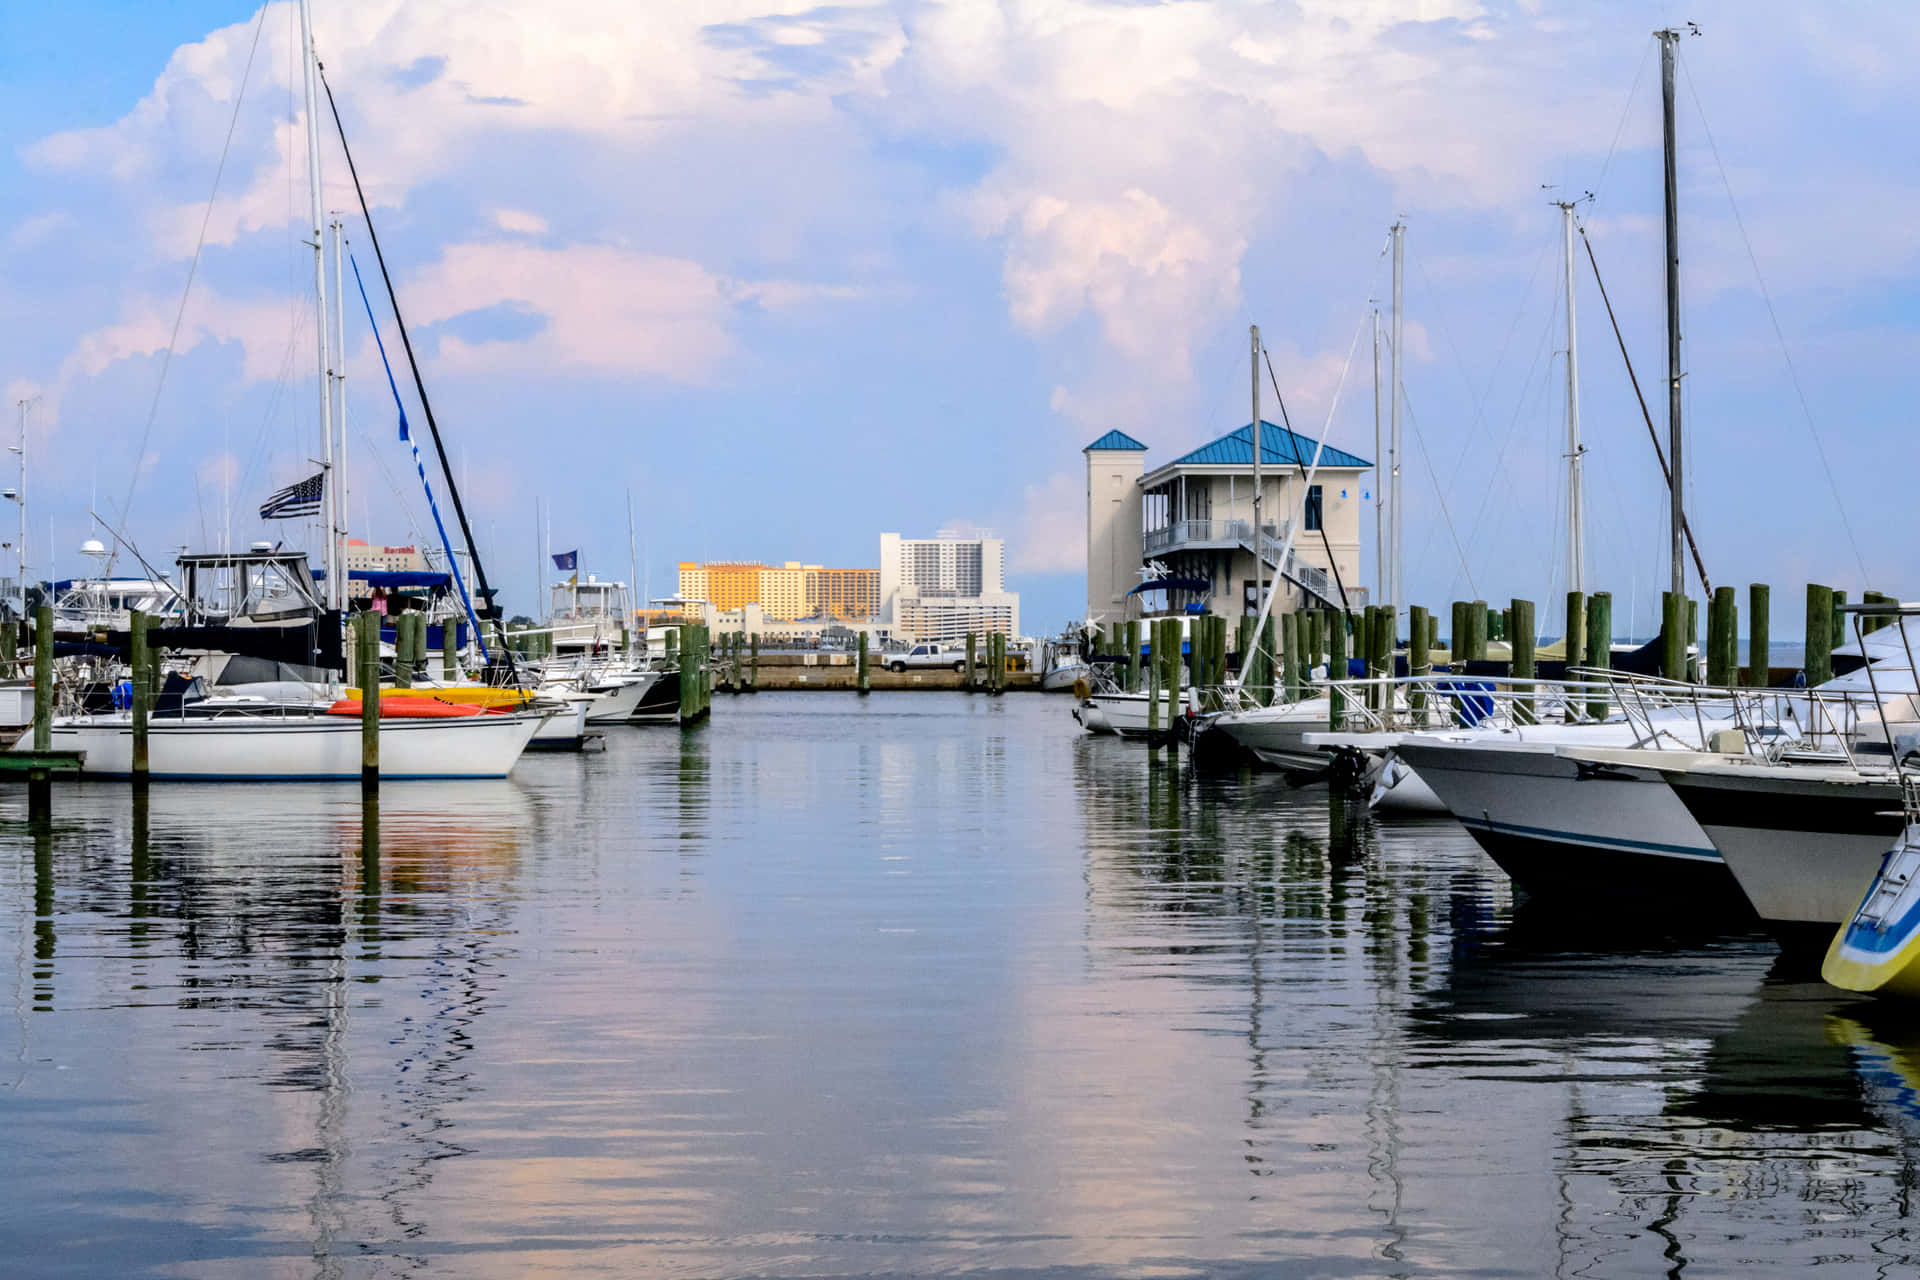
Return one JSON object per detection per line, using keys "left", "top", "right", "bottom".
{"left": 1805, "top": 584, "right": 1833, "bottom": 686}
{"left": 393, "top": 612, "right": 413, "bottom": 689}
{"left": 130, "top": 610, "right": 150, "bottom": 782}
{"left": 1510, "top": 598, "right": 1535, "bottom": 722}
{"left": 1164, "top": 619, "right": 1180, "bottom": 729}
{"left": 1125, "top": 620, "right": 1140, "bottom": 693}
{"left": 1745, "top": 585, "right": 1769, "bottom": 687}
{"left": 1707, "top": 586, "right": 1736, "bottom": 686}
{"left": 1585, "top": 592, "right": 1611, "bottom": 720}
{"left": 1409, "top": 605, "right": 1430, "bottom": 722}
{"left": 1257, "top": 614, "right": 1275, "bottom": 707}
{"left": 1280, "top": 611, "right": 1297, "bottom": 703}
{"left": 32, "top": 604, "right": 51, "bottom": 754}
{"left": 1564, "top": 591, "right": 1586, "bottom": 683}
{"left": 857, "top": 631, "right": 870, "bottom": 695}
{"left": 965, "top": 633, "right": 977, "bottom": 693}
{"left": 749, "top": 633, "right": 760, "bottom": 691}
{"left": 1147, "top": 620, "right": 1162, "bottom": 746}
{"left": 1686, "top": 597, "right": 1699, "bottom": 682}
{"left": 1465, "top": 600, "right": 1487, "bottom": 663}
{"left": 1235, "top": 615, "right": 1252, "bottom": 694}
{"left": 1661, "top": 591, "right": 1686, "bottom": 682}
{"left": 1328, "top": 608, "right": 1348, "bottom": 730}
{"left": 1449, "top": 602, "right": 1467, "bottom": 666}
{"left": 358, "top": 613, "right": 379, "bottom": 791}
{"left": 443, "top": 621, "right": 458, "bottom": 681}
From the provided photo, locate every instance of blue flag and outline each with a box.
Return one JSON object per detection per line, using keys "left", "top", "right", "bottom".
{"left": 552, "top": 550, "right": 578, "bottom": 572}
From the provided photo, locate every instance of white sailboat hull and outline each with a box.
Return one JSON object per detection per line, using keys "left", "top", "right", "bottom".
{"left": 582, "top": 672, "right": 656, "bottom": 723}
{"left": 1078, "top": 692, "right": 1182, "bottom": 738}
{"left": 34, "top": 710, "right": 543, "bottom": 780}
{"left": 1211, "top": 698, "right": 1333, "bottom": 772}
{"left": 528, "top": 701, "right": 591, "bottom": 750}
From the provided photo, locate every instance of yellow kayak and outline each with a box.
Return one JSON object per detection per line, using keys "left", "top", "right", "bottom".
{"left": 346, "top": 685, "right": 535, "bottom": 709}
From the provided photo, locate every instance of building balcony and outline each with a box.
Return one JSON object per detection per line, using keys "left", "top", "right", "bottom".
{"left": 1140, "top": 518, "right": 1335, "bottom": 604}
{"left": 1142, "top": 518, "right": 1289, "bottom": 556}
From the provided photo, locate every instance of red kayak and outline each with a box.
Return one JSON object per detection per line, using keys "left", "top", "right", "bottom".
{"left": 325, "top": 698, "right": 485, "bottom": 719}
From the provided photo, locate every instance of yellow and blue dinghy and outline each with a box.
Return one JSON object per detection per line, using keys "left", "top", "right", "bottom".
{"left": 1826, "top": 823, "right": 1920, "bottom": 998}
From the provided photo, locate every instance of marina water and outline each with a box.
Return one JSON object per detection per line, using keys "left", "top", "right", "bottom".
{"left": 4, "top": 692, "right": 1916, "bottom": 1276}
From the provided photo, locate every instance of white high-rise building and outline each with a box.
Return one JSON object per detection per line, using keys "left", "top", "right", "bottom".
{"left": 880, "top": 531, "right": 1020, "bottom": 643}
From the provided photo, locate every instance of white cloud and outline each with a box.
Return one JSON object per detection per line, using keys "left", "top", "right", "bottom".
{"left": 8, "top": 212, "right": 72, "bottom": 251}
{"left": 493, "top": 208, "right": 548, "bottom": 236}
{"left": 405, "top": 241, "right": 735, "bottom": 380}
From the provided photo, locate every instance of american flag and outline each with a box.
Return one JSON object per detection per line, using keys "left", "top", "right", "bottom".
{"left": 259, "top": 471, "right": 324, "bottom": 519}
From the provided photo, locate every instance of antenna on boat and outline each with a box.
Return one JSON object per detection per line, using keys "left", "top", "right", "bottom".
{"left": 1658, "top": 26, "right": 1686, "bottom": 600}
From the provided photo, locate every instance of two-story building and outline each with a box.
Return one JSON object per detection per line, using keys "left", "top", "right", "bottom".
{"left": 1085, "top": 422, "right": 1371, "bottom": 625}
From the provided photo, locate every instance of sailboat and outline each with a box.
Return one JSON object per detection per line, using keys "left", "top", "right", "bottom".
{"left": 23, "top": 0, "right": 547, "bottom": 780}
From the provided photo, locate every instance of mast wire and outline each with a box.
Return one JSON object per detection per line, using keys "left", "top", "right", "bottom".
{"left": 1577, "top": 224, "right": 1711, "bottom": 593}
{"left": 1678, "top": 54, "right": 1869, "bottom": 585}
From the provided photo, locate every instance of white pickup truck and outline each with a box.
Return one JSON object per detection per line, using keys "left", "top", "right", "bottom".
{"left": 886, "top": 642, "right": 969, "bottom": 673}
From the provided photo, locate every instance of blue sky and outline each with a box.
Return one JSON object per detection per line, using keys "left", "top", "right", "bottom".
{"left": 3, "top": 1, "right": 1917, "bottom": 636}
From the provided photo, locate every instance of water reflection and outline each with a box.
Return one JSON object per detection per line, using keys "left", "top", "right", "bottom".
{"left": 3, "top": 696, "right": 1919, "bottom": 1276}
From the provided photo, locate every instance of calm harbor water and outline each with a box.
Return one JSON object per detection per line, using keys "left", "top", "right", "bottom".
{"left": 4, "top": 692, "right": 1918, "bottom": 1277}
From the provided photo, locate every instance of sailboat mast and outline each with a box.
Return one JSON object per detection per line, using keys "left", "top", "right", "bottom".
{"left": 1250, "top": 324, "right": 1262, "bottom": 621}
{"left": 1559, "top": 201, "right": 1586, "bottom": 594}
{"left": 1388, "top": 221, "right": 1404, "bottom": 621}
{"left": 331, "top": 216, "right": 349, "bottom": 601}
{"left": 297, "top": 0, "right": 336, "bottom": 611}
{"left": 1659, "top": 27, "right": 1685, "bottom": 599}
{"left": 1371, "top": 308, "right": 1382, "bottom": 606}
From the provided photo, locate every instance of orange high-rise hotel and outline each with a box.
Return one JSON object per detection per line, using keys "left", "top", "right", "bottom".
{"left": 675, "top": 561, "right": 879, "bottom": 622}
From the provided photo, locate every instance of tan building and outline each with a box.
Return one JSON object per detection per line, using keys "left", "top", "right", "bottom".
{"left": 677, "top": 559, "right": 879, "bottom": 622}
{"left": 342, "top": 538, "right": 427, "bottom": 599}
{"left": 761, "top": 562, "right": 814, "bottom": 621}
{"left": 676, "top": 563, "right": 708, "bottom": 618}
{"left": 808, "top": 567, "right": 879, "bottom": 621}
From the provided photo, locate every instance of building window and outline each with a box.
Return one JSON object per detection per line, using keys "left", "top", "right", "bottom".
{"left": 1305, "top": 484, "right": 1323, "bottom": 532}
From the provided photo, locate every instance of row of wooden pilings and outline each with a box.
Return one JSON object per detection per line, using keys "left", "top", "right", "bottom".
{"left": 1085, "top": 581, "right": 1885, "bottom": 736}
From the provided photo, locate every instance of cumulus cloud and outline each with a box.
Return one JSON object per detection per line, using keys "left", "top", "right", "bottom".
{"left": 406, "top": 242, "right": 737, "bottom": 380}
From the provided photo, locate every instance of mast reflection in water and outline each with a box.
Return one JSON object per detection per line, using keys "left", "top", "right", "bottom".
{"left": 2, "top": 693, "right": 1916, "bottom": 1276}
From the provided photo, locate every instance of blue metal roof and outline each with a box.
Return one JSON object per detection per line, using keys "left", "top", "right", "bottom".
{"left": 1166, "top": 421, "right": 1370, "bottom": 470}
{"left": 1083, "top": 429, "right": 1149, "bottom": 452}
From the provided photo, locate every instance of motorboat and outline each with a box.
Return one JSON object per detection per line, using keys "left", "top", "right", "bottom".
{"left": 1826, "top": 821, "right": 1920, "bottom": 997}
